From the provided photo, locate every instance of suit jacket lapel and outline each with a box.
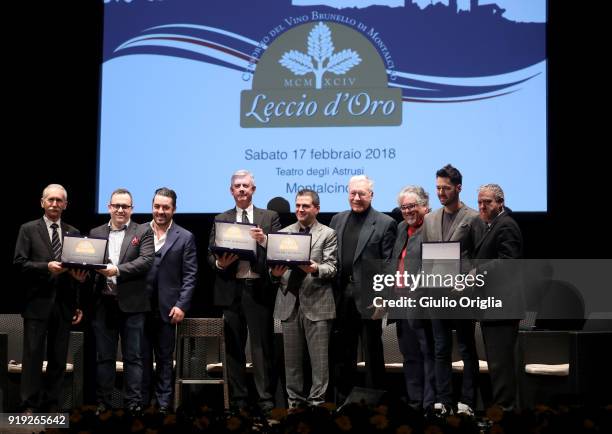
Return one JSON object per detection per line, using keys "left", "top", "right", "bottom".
{"left": 253, "top": 206, "right": 262, "bottom": 226}
{"left": 394, "top": 222, "right": 408, "bottom": 259}
{"left": 309, "top": 221, "right": 323, "bottom": 250}
{"left": 60, "top": 221, "right": 73, "bottom": 238}
{"left": 37, "top": 218, "right": 55, "bottom": 258}
{"left": 159, "top": 224, "right": 179, "bottom": 261}
{"left": 433, "top": 209, "right": 444, "bottom": 240}
{"left": 335, "top": 212, "right": 349, "bottom": 258}
{"left": 354, "top": 210, "right": 376, "bottom": 263}
{"left": 119, "top": 224, "right": 136, "bottom": 264}
{"left": 446, "top": 204, "right": 466, "bottom": 241}
{"left": 475, "top": 214, "right": 498, "bottom": 252}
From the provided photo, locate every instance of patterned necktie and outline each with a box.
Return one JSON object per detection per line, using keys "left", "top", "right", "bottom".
{"left": 50, "top": 223, "right": 62, "bottom": 260}
{"left": 241, "top": 209, "right": 250, "bottom": 224}
{"left": 300, "top": 226, "right": 310, "bottom": 234}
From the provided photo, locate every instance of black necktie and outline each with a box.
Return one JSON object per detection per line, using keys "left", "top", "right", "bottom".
{"left": 241, "top": 209, "right": 250, "bottom": 224}
{"left": 300, "top": 226, "right": 310, "bottom": 234}
{"left": 50, "top": 223, "right": 62, "bottom": 260}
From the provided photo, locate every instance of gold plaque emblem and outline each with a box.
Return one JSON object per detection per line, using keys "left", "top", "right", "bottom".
{"left": 279, "top": 237, "right": 299, "bottom": 252}
{"left": 223, "top": 225, "right": 244, "bottom": 240}
{"left": 75, "top": 240, "right": 96, "bottom": 254}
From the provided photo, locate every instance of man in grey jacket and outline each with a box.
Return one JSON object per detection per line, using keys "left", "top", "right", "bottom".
{"left": 271, "top": 189, "right": 337, "bottom": 409}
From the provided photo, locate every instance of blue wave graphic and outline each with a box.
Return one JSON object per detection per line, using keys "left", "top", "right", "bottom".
{"left": 111, "top": 24, "right": 543, "bottom": 103}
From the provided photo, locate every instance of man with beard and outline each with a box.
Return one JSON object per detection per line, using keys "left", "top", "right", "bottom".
{"left": 473, "top": 184, "right": 523, "bottom": 411}
{"left": 389, "top": 185, "right": 436, "bottom": 414}
{"left": 142, "top": 188, "right": 197, "bottom": 413}
{"left": 421, "top": 165, "right": 485, "bottom": 416}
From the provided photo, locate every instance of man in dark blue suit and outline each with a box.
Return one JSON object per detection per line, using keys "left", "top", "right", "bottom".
{"left": 142, "top": 188, "right": 197, "bottom": 413}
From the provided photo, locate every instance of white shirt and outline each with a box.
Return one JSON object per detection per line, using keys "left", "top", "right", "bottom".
{"left": 150, "top": 220, "right": 172, "bottom": 253}
{"left": 234, "top": 204, "right": 259, "bottom": 279}
{"left": 106, "top": 220, "right": 130, "bottom": 285}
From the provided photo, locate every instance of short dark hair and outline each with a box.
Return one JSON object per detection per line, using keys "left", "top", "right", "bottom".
{"left": 110, "top": 188, "right": 133, "bottom": 203}
{"left": 153, "top": 187, "right": 177, "bottom": 208}
{"left": 296, "top": 189, "right": 320, "bottom": 207}
{"left": 436, "top": 164, "right": 463, "bottom": 186}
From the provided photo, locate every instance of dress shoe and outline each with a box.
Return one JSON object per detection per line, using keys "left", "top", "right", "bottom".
{"left": 127, "top": 404, "right": 143, "bottom": 417}
{"left": 95, "top": 402, "right": 109, "bottom": 416}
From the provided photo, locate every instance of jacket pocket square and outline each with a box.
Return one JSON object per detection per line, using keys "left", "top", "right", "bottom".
{"left": 131, "top": 236, "right": 140, "bottom": 246}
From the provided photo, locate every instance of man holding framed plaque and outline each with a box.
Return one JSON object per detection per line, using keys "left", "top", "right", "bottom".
{"left": 271, "top": 189, "right": 338, "bottom": 409}
{"left": 421, "top": 164, "right": 485, "bottom": 417}
{"left": 13, "top": 184, "right": 85, "bottom": 412}
{"left": 208, "top": 170, "right": 280, "bottom": 413}
{"left": 90, "top": 188, "right": 154, "bottom": 415}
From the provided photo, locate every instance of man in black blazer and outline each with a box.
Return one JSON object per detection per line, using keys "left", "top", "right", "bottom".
{"left": 142, "top": 188, "right": 197, "bottom": 413}
{"left": 90, "top": 188, "right": 154, "bottom": 414}
{"left": 473, "top": 184, "right": 523, "bottom": 410}
{"left": 13, "top": 184, "right": 85, "bottom": 411}
{"left": 208, "top": 170, "right": 280, "bottom": 413}
{"left": 329, "top": 175, "right": 397, "bottom": 404}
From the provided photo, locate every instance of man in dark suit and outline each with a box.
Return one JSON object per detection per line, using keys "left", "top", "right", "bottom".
{"left": 271, "top": 189, "right": 337, "bottom": 409}
{"left": 13, "top": 184, "right": 85, "bottom": 411}
{"left": 473, "top": 184, "right": 523, "bottom": 411}
{"left": 329, "top": 175, "right": 397, "bottom": 404}
{"left": 421, "top": 164, "right": 485, "bottom": 416}
{"left": 208, "top": 170, "right": 280, "bottom": 413}
{"left": 142, "top": 188, "right": 197, "bottom": 413}
{"left": 90, "top": 188, "right": 154, "bottom": 414}
{"left": 389, "top": 185, "right": 436, "bottom": 413}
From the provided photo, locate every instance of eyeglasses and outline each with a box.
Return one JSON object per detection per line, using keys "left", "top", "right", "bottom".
{"left": 349, "top": 191, "right": 371, "bottom": 198}
{"left": 110, "top": 203, "right": 133, "bottom": 210}
{"left": 400, "top": 203, "right": 418, "bottom": 211}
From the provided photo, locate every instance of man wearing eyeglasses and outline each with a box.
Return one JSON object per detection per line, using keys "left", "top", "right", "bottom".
{"left": 90, "top": 188, "right": 154, "bottom": 415}
{"left": 329, "top": 175, "right": 397, "bottom": 404}
{"left": 388, "top": 186, "right": 436, "bottom": 415}
{"left": 271, "top": 189, "right": 337, "bottom": 410}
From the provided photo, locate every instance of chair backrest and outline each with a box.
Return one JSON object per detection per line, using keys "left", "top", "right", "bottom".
{"left": 0, "top": 314, "right": 24, "bottom": 362}
{"left": 519, "top": 331, "right": 571, "bottom": 365}
{"left": 176, "top": 318, "right": 224, "bottom": 379}
{"left": 534, "top": 280, "right": 586, "bottom": 331}
{"left": 382, "top": 322, "right": 402, "bottom": 364}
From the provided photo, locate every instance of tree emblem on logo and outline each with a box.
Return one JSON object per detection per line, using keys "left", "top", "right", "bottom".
{"left": 279, "top": 22, "right": 362, "bottom": 89}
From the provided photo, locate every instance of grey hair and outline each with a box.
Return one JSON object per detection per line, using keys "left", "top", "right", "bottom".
{"left": 42, "top": 184, "right": 67, "bottom": 201}
{"left": 348, "top": 175, "right": 374, "bottom": 192}
{"left": 397, "top": 185, "right": 429, "bottom": 207}
{"left": 231, "top": 169, "right": 256, "bottom": 187}
{"left": 478, "top": 183, "right": 505, "bottom": 203}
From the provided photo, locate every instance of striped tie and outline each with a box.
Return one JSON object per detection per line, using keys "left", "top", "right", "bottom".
{"left": 50, "top": 223, "right": 62, "bottom": 260}
{"left": 242, "top": 209, "right": 250, "bottom": 224}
